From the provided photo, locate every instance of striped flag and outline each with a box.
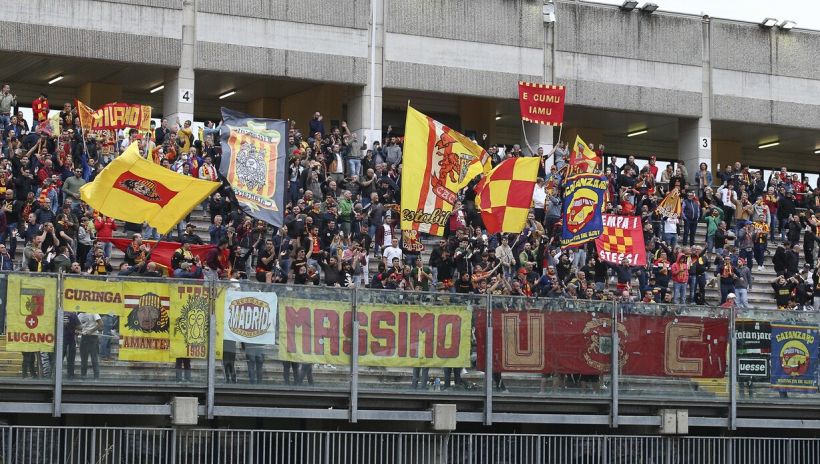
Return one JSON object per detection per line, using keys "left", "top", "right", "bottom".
{"left": 400, "top": 106, "right": 491, "bottom": 235}
{"left": 474, "top": 157, "right": 540, "bottom": 234}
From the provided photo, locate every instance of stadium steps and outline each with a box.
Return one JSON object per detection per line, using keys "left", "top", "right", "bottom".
{"left": 0, "top": 335, "right": 23, "bottom": 376}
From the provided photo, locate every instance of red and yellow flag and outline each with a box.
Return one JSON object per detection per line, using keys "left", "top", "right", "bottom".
{"left": 474, "top": 157, "right": 540, "bottom": 234}
{"left": 400, "top": 106, "right": 491, "bottom": 235}
{"left": 77, "top": 100, "right": 152, "bottom": 132}
{"left": 656, "top": 188, "right": 683, "bottom": 218}
{"left": 80, "top": 142, "right": 220, "bottom": 234}
{"left": 567, "top": 134, "right": 601, "bottom": 177}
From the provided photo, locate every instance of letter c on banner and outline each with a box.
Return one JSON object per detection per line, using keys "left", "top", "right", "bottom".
{"left": 664, "top": 322, "right": 704, "bottom": 376}
{"left": 502, "top": 313, "right": 546, "bottom": 370}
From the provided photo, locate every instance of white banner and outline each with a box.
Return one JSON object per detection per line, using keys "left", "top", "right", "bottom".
{"left": 223, "top": 290, "right": 277, "bottom": 345}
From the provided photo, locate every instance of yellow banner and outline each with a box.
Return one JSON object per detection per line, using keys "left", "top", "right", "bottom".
{"left": 169, "top": 284, "right": 223, "bottom": 360}
{"left": 278, "top": 298, "right": 472, "bottom": 367}
{"left": 400, "top": 106, "right": 490, "bottom": 236}
{"left": 63, "top": 277, "right": 125, "bottom": 315}
{"left": 120, "top": 281, "right": 172, "bottom": 362}
{"left": 5, "top": 275, "right": 56, "bottom": 352}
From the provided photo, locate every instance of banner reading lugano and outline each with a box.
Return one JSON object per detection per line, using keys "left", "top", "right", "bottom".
{"left": 5, "top": 275, "right": 56, "bottom": 352}
{"left": 475, "top": 310, "right": 728, "bottom": 378}
{"left": 223, "top": 289, "right": 277, "bottom": 345}
{"left": 169, "top": 284, "right": 223, "bottom": 360}
{"left": 278, "top": 299, "right": 472, "bottom": 367}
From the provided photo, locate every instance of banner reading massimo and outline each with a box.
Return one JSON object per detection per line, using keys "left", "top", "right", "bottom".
{"left": 475, "top": 310, "right": 728, "bottom": 378}
{"left": 278, "top": 299, "right": 472, "bottom": 367}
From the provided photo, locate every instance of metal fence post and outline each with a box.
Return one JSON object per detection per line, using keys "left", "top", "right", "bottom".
{"left": 53, "top": 272, "right": 64, "bottom": 418}
{"left": 324, "top": 431, "right": 331, "bottom": 464}
{"left": 484, "top": 293, "right": 493, "bottom": 426}
{"left": 610, "top": 301, "right": 619, "bottom": 428}
{"left": 729, "top": 306, "right": 737, "bottom": 431}
{"left": 170, "top": 426, "right": 177, "bottom": 464}
{"left": 350, "top": 287, "right": 359, "bottom": 423}
{"left": 207, "top": 279, "right": 216, "bottom": 420}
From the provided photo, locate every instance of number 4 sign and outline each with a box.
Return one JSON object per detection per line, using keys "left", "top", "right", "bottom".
{"left": 179, "top": 88, "right": 193, "bottom": 103}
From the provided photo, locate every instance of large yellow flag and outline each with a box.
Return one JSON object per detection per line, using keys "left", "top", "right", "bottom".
{"left": 400, "top": 106, "right": 491, "bottom": 235}
{"left": 80, "top": 142, "right": 219, "bottom": 234}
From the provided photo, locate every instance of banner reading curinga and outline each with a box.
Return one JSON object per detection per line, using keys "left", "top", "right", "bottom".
{"left": 219, "top": 108, "right": 287, "bottom": 227}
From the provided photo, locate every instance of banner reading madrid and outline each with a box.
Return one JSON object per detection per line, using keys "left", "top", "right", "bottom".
{"left": 223, "top": 289, "right": 277, "bottom": 345}
{"left": 401, "top": 106, "right": 491, "bottom": 235}
{"left": 80, "top": 142, "right": 220, "bottom": 234}
{"left": 219, "top": 108, "right": 287, "bottom": 227}
{"left": 279, "top": 299, "right": 472, "bottom": 367}
{"left": 5, "top": 275, "right": 56, "bottom": 352}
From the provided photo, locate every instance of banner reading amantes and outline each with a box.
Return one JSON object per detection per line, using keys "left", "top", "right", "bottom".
{"left": 279, "top": 299, "right": 472, "bottom": 367}
{"left": 5, "top": 275, "right": 56, "bottom": 352}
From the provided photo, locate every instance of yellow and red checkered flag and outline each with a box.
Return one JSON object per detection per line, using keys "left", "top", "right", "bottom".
{"left": 595, "top": 214, "right": 647, "bottom": 266}
{"left": 474, "top": 157, "right": 540, "bottom": 234}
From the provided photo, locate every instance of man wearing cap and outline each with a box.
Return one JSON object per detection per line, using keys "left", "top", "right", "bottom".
{"left": 182, "top": 223, "right": 203, "bottom": 245}
{"left": 172, "top": 238, "right": 203, "bottom": 279}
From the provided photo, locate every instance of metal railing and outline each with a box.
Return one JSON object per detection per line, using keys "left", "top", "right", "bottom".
{"left": 3, "top": 426, "right": 820, "bottom": 464}
{"left": 1, "top": 272, "right": 819, "bottom": 429}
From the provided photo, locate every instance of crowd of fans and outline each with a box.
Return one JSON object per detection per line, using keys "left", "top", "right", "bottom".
{"left": 0, "top": 85, "right": 817, "bottom": 317}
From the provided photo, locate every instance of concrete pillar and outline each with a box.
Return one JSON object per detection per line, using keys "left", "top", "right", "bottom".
{"left": 163, "top": 0, "right": 195, "bottom": 125}
{"left": 76, "top": 82, "right": 122, "bottom": 108}
{"left": 678, "top": 15, "right": 713, "bottom": 185}
{"left": 347, "top": 0, "right": 383, "bottom": 148}
{"left": 523, "top": 122, "right": 554, "bottom": 155}
{"left": 247, "top": 98, "right": 281, "bottom": 119}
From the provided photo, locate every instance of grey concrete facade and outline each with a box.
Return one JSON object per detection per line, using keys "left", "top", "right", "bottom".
{"left": 0, "top": 0, "right": 817, "bottom": 172}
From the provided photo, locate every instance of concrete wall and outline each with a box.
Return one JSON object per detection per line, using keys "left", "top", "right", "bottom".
{"left": 711, "top": 23, "right": 820, "bottom": 130}
{"left": 0, "top": 0, "right": 182, "bottom": 66}
{"left": 383, "top": 0, "right": 544, "bottom": 99}
{"left": 555, "top": 2, "right": 703, "bottom": 117}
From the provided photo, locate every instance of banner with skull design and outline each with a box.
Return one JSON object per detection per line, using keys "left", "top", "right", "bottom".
{"left": 219, "top": 108, "right": 287, "bottom": 227}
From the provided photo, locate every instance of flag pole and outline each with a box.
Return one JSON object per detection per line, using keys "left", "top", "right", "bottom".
{"left": 521, "top": 119, "right": 533, "bottom": 155}
{"left": 556, "top": 123, "right": 564, "bottom": 146}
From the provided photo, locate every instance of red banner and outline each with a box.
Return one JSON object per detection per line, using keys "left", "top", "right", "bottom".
{"left": 103, "top": 238, "right": 215, "bottom": 273}
{"left": 476, "top": 311, "right": 728, "bottom": 378}
{"left": 518, "top": 81, "right": 565, "bottom": 126}
{"left": 595, "top": 214, "right": 647, "bottom": 266}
